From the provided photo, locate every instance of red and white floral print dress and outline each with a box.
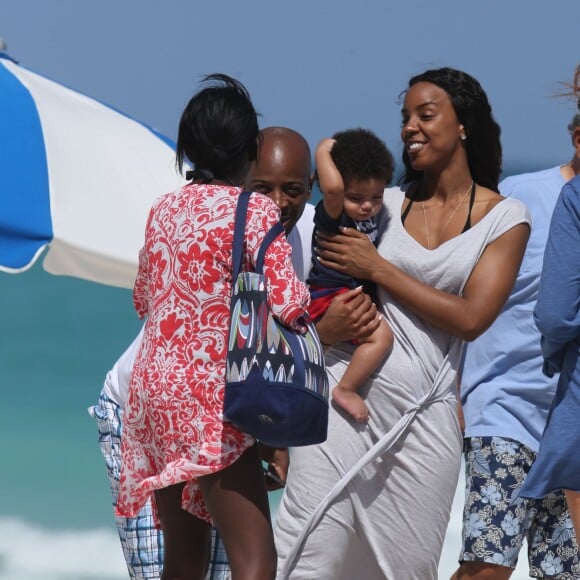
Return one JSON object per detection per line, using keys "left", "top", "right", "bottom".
{"left": 116, "top": 184, "right": 309, "bottom": 523}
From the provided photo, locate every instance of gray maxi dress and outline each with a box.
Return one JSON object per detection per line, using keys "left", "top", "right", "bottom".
{"left": 274, "top": 187, "right": 531, "bottom": 580}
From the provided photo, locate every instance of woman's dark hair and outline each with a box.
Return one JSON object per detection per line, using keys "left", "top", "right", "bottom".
{"left": 565, "top": 65, "right": 580, "bottom": 138}
{"left": 176, "top": 73, "right": 260, "bottom": 181}
{"left": 401, "top": 67, "right": 502, "bottom": 192}
{"left": 330, "top": 128, "right": 394, "bottom": 185}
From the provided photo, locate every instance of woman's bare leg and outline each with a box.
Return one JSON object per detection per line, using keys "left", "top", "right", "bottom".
{"left": 332, "top": 317, "right": 393, "bottom": 422}
{"left": 155, "top": 482, "right": 211, "bottom": 580}
{"left": 199, "top": 444, "right": 276, "bottom": 580}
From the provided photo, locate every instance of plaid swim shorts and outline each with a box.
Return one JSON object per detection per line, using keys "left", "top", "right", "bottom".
{"left": 461, "top": 436, "right": 579, "bottom": 579}
{"left": 89, "top": 392, "right": 231, "bottom": 580}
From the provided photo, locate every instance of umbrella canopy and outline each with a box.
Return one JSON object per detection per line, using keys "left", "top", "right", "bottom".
{"left": 0, "top": 51, "right": 184, "bottom": 289}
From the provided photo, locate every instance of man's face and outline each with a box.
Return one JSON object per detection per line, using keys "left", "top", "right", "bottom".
{"left": 245, "top": 133, "right": 311, "bottom": 234}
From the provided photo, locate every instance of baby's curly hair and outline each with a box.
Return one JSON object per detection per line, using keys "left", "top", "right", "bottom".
{"left": 330, "top": 128, "right": 394, "bottom": 186}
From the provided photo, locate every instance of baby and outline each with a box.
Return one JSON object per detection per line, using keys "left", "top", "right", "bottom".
{"left": 308, "top": 129, "right": 394, "bottom": 422}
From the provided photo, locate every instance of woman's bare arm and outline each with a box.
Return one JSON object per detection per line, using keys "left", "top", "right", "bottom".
{"left": 316, "top": 223, "right": 529, "bottom": 341}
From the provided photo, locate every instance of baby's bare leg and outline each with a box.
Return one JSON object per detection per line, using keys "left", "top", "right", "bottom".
{"left": 332, "top": 317, "right": 393, "bottom": 422}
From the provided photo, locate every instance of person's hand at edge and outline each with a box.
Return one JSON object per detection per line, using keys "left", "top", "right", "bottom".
{"left": 259, "top": 443, "right": 289, "bottom": 491}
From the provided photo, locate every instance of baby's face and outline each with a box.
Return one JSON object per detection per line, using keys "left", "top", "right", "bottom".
{"left": 343, "top": 177, "right": 385, "bottom": 222}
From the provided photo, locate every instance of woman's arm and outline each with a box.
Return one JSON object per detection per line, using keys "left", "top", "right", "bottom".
{"left": 133, "top": 207, "right": 157, "bottom": 319}
{"left": 534, "top": 180, "right": 580, "bottom": 365}
{"left": 316, "top": 223, "right": 529, "bottom": 341}
{"left": 133, "top": 246, "right": 150, "bottom": 319}
{"left": 247, "top": 196, "right": 310, "bottom": 328}
{"left": 262, "top": 231, "right": 310, "bottom": 327}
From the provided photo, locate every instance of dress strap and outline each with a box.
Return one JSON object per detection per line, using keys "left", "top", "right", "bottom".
{"left": 461, "top": 182, "right": 476, "bottom": 233}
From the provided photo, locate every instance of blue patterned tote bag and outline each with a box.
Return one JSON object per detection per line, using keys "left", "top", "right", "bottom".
{"left": 224, "top": 191, "right": 328, "bottom": 447}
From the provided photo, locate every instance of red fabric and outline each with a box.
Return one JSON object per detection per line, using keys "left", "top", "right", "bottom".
{"left": 117, "top": 184, "right": 309, "bottom": 523}
{"left": 308, "top": 286, "right": 350, "bottom": 322}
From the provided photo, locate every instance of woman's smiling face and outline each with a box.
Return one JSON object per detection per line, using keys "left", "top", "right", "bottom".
{"left": 400, "top": 81, "right": 465, "bottom": 173}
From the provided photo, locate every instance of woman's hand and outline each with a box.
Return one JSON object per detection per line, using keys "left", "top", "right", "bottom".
{"left": 316, "top": 227, "right": 383, "bottom": 281}
{"left": 315, "top": 286, "right": 381, "bottom": 346}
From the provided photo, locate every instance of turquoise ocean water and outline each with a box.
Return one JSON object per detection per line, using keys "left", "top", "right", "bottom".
{"left": 0, "top": 166, "right": 538, "bottom": 579}
{"left": 0, "top": 263, "right": 140, "bottom": 579}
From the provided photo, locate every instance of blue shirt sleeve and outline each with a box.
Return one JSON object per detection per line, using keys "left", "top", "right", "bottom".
{"left": 534, "top": 175, "right": 580, "bottom": 376}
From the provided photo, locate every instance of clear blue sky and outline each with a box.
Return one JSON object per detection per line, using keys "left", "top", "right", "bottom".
{"left": 3, "top": 1, "right": 579, "bottom": 173}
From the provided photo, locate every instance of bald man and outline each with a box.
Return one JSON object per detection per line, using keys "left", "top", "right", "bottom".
{"left": 89, "top": 126, "right": 379, "bottom": 580}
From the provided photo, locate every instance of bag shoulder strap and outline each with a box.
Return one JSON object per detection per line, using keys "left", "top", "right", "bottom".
{"left": 232, "top": 190, "right": 252, "bottom": 281}
{"left": 232, "top": 191, "right": 286, "bottom": 277}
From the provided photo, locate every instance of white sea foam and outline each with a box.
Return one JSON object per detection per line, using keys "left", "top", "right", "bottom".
{"left": 0, "top": 469, "right": 529, "bottom": 580}
{"left": 0, "top": 518, "right": 126, "bottom": 580}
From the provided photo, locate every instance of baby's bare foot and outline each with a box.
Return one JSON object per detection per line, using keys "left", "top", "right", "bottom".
{"left": 332, "top": 387, "right": 369, "bottom": 422}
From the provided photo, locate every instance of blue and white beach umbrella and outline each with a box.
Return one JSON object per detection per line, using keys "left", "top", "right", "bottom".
{"left": 0, "top": 51, "right": 184, "bottom": 289}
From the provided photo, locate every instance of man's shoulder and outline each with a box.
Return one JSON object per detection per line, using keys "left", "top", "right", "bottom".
{"left": 300, "top": 202, "right": 316, "bottom": 222}
{"left": 561, "top": 174, "right": 580, "bottom": 205}
{"left": 292, "top": 203, "right": 315, "bottom": 241}
{"left": 288, "top": 203, "right": 315, "bottom": 282}
{"left": 499, "top": 166, "right": 563, "bottom": 200}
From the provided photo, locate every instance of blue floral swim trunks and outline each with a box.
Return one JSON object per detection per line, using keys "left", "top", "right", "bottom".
{"left": 460, "top": 436, "right": 579, "bottom": 579}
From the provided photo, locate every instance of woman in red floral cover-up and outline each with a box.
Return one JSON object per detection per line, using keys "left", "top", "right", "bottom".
{"left": 116, "top": 74, "right": 310, "bottom": 580}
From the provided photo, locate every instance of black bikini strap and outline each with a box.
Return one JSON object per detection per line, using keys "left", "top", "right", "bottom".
{"left": 401, "top": 198, "right": 414, "bottom": 225}
{"left": 402, "top": 181, "right": 476, "bottom": 231}
{"left": 461, "top": 182, "right": 476, "bottom": 233}
{"left": 401, "top": 185, "right": 420, "bottom": 225}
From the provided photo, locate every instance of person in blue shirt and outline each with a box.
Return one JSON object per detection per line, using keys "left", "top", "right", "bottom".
{"left": 453, "top": 93, "right": 580, "bottom": 579}
{"left": 520, "top": 72, "right": 580, "bottom": 554}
